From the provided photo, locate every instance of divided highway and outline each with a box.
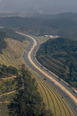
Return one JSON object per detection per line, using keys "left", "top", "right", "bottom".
{"left": 17, "top": 32, "right": 77, "bottom": 116}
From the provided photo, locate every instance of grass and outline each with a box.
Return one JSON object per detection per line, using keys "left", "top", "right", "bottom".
{"left": 0, "top": 103, "right": 9, "bottom": 116}
{"left": 34, "top": 36, "right": 49, "bottom": 44}
{"left": 0, "top": 37, "right": 74, "bottom": 116}
{"left": 0, "top": 38, "right": 30, "bottom": 68}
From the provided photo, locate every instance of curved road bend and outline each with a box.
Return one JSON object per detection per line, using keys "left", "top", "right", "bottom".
{"left": 17, "top": 32, "right": 77, "bottom": 116}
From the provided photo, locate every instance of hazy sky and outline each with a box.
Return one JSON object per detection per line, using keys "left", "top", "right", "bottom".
{"left": 0, "top": 0, "right": 77, "bottom": 14}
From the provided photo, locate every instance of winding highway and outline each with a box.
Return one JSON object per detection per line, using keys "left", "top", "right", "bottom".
{"left": 17, "top": 32, "right": 77, "bottom": 116}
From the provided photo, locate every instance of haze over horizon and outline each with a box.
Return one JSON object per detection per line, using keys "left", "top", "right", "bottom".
{"left": 0, "top": 0, "right": 77, "bottom": 15}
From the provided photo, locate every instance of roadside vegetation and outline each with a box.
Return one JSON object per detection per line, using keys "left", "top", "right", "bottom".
{"left": 36, "top": 37, "right": 77, "bottom": 88}
{"left": 0, "top": 29, "right": 74, "bottom": 116}
{"left": 0, "top": 38, "right": 29, "bottom": 68}
{"left": 0, "top": 28, "right": 27, "bottom": 53}
{"left": 36, "top": 77, "right": 74, "bottom": 116}
{"left": 34, "top": 36, "right": 49, "bottom": 44}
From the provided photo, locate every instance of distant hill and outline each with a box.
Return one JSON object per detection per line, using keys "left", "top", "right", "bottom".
{"left": 0, "top": 13, "right": 77, "bottom": 40}
{"left": 36, "top": 37, "right": 77, "bottom": 87}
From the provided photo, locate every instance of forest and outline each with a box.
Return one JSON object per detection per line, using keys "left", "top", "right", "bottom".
{"left": 36, "top": 37, "right": 77, "bottom": 87}
{"left": 0, "top": 64, "right": 18, "bottom": 78}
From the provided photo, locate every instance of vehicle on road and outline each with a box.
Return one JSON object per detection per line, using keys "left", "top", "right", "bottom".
{"left": 73, "top": 89, "right": 77, "bottom": 93}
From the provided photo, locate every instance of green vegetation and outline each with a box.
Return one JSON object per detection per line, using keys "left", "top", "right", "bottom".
{"left": 36, "top": 37, "right": 77, "bottom": 87}
{"left": 0, "top": 64, "right": 52, "bottom": 116}
{"left": 0, "top": 65, "right": 74, "bottom": 116}
{"left": 8, "top": 65, "right": 52, "bottom": 116}
{"left": 0, "top": 64, "right": 20, "bottom": 95}
{"left": 0, "top": 38, "right": 29, "bottom": 68}
{"left": 0, "top": 13, "right": 77, "bottom": 40}
{"left": 23, "top": 64, "right": 74, "bottom": 116}
{"left": 0, "top": 28, "right": 28, "bottom": 54}
{"left": 0, "top": 28, "right": 27, "bottom": 42}
{"left": 0, "top": 64, "right": 18, "bottom": 78}
{"left": 35, "top": 36, "right": 49, "bottom": 44}
{"left": 0, "top": 78, "right": 17, "bottom": 95}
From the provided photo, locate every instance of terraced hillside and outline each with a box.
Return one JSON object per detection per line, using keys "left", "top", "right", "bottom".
{"left": 36, "top": 55, "right": 66, "bottom": 77}
{"left": 36, "top": 37, "right": 77, "bottom": 87}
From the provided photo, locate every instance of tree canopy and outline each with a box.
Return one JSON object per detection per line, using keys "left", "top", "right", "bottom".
{"left": 8, "top": 65, "right": 52, "bottom": 116}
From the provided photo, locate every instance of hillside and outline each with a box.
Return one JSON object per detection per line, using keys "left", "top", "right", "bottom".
{"left": 0, "top": 28, "right": 28, "bottom": 53}
{"left": 0, "top": 28, "right": 29, "bottom": 68}
{"left": 0, "top": 28, "right": 27, "bottom": 42}
{"left": 0, "top": 13, "right": 77, "bottom": 40}
{"left": 0, "top": 30, "right": 74, "bottom": 116}
{"left": 36, "top": 37, "right": 77, "bottom": 87}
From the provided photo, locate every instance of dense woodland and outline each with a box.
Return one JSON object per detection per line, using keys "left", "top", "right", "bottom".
{"left": 0, "top": 13, "right": 77, "bottom": 40}
{"left": 0, "top": 64, "right": 18, "bottom": 78}
{"left": 0, "top": 64, "right": 52, "bottom": 116}
{"left": 36, "top": 37, "right": 77, "bottom": 87}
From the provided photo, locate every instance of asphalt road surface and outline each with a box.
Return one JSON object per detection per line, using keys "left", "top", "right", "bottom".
{"left": 17, "top": 32, "right": 77, "bottom": 116}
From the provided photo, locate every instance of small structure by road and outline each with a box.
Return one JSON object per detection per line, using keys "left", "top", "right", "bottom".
{"left": 44, "top": 35, "right": 59, "bottom": 38}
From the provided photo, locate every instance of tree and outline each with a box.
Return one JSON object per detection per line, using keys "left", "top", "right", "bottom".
{"left": 8, "top": 68, "right": 53, "bottom": 116}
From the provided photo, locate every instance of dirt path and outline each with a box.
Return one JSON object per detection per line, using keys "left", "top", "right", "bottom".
{"left": 0, "top": 90, "right": 16, "bottom": 98}
{"left": 2, "top": 76, "right": 16, "bottom": 80}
